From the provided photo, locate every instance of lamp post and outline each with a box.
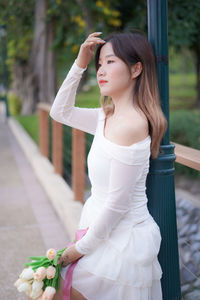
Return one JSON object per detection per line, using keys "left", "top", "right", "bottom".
{"left": 146, "top": 1, "right": 181, "bottom": 299}
{"left": 0, "top": 24, "right": 9, "bottom": 118}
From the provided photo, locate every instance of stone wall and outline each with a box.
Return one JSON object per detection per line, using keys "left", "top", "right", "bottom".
{"left": 176, "top": 191, "right": 200, "bottom": 299}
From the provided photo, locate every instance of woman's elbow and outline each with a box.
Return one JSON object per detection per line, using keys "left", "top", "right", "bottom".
{"left": 49, "top": 105, "right": 72, "bottom": 124}
{"left": 49, "top": 107, "right": 59, "bottom": 122}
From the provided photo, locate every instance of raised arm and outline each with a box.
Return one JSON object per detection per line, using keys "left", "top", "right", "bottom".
{"left": 49, "top": 61, "right": 100, "bottom": 135}
{"left": 49, "top": 32, "right": 105, "bottom": 135}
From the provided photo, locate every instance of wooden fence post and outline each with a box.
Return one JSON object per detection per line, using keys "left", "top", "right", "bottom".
{"left": 38, "top": 104, "right": 49, "bottom": 158}
{"left": 72, "top": 128, "right": 85, "bottom": 203}
{"left": 52, "top": 120, "right": 63, "bottom": 175}
{"left": 38, "top": 102, "right": 86, "bottom": 203}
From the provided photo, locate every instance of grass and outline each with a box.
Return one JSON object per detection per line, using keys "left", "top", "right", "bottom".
{"left": 14, "top": 114, "right": 39, "bottom": 145}
{"left": 76, "top": 85, "right": 100, "bottom": 108}
{"left": 169, "top": 73, "right": 196, "bottom": 110}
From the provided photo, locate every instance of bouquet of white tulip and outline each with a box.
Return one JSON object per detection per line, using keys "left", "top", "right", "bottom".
{"left": 14, "top": 247, "right": 67, "bottom": 299}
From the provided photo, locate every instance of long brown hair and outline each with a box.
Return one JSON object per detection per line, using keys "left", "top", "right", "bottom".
{"left": 94, "top": 30, "right": 168, "bottom": 159}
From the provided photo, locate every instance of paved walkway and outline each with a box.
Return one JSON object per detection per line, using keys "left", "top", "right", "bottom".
{"left": 0, "top": 118, "right": 70, "bottom": 300}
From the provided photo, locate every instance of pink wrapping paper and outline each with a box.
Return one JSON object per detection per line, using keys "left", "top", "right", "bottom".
{"left": 63, "top": 227, "right": 89, "bottom": 300}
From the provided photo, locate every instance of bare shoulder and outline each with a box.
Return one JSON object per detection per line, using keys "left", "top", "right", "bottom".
{"left": 114, "top": 109, "right": 149, "bottom": 146}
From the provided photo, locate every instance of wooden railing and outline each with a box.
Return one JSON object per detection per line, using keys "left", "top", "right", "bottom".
{"left": 173, "top": 142, "right": 200, "bottom": 171}
{"left": 37, "top": 103, "right": 200, "bottom": 204}
{"left": 37, "top": 103, "right": 85, "bottom": 203}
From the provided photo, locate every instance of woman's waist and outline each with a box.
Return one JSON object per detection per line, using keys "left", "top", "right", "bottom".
{"left": 90, "top": 187, "right": 148, "bottom": 202}
{"left": 86, "top": 197, "right": 151, "bottom": 226}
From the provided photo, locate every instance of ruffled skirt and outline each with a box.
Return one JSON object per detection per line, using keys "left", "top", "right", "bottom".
{"left": 60, "top": 204, "right": 163, "bottom": 300}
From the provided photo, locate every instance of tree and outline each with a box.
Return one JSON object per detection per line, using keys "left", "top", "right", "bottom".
{"left": 168, "top": 0, "right": 200, "bottom": 108}
{"left": 0, "top": 0, "right": 123, "bottom": 114}
{"left": 0, "top": 0, "right": 57, "bottom": 114}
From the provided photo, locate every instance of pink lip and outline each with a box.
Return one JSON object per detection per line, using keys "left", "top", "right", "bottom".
{"left": 99, "top": 80, "right": 108, "bottom": 85}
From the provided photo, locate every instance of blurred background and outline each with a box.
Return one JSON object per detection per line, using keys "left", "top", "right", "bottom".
{"left": 0, "top": 1, "right": 200, "bottom": 299}
{"left": 0, "top": 0, "right": 199, "bottom": 180}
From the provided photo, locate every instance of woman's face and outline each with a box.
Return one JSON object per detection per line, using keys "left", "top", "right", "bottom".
{"left": 97, "top": 42, "right": 133, "bottom": 98}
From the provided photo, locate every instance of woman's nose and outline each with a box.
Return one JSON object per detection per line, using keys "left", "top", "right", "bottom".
{"left": 97, "top": 66, "right": 106, "bottom": 76}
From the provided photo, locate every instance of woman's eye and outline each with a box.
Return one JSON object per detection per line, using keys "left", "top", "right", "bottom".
{"left": 107, "top": 60, "right": 114, "bottom": 64}
{"left": 97, "top": 63, "right": 102, "bottom": 68}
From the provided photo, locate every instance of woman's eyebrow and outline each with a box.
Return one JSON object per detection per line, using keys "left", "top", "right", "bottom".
{"left": 99, "top": 54, "right": 116, "bottom": 61}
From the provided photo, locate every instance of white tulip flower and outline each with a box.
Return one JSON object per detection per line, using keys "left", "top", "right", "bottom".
{"left": 42, "top": 286, "right": 56, "bottom": 299}
{"left": 17, "top": 281, "right": 31, "bottom": 293}
{"left": 46, "top": 266, "right": 56, "bottom": 279}
{"left": 29, "top": 288, "right": 43, "bottom": 299}
{"left": 20, "top": 267, "right": 34, "bottom": 280}
{"left": 14, "top": 278, "right": 24, "bottom": 288}
{"left": 32, "top": 279, "right": 44, "bottom": 292}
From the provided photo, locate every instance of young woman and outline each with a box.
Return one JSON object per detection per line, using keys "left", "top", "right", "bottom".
{"left": 49, "top": 31, "right": 168, "bottom": 300}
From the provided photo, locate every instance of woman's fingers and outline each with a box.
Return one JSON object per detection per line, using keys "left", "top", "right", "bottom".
{"left": 86, "top": 37, "right": 105, "bottom": 43}
{"left": 59, "top": 255, "right": 65, "bottom": 263}
{"left": 60, "top": 248, "right": 70, "bottom": 264}
{"left": 58, "top": 255, "right": 69, "bottom": 267}
{"left": 76, "top": 32, "right": 105, "bottom": 68}
{"left": 84, "top": 37, "right": 105, "bottom": 47}
{"left": 85, "top": 32, "right": 105, "bottom": 44}
{"left": 88, "top": 32, "right": 103, "bottom": 38}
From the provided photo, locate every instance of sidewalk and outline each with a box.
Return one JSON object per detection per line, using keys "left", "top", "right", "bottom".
{"left": 0, "top": 118, "right": 70, "bottom": 300}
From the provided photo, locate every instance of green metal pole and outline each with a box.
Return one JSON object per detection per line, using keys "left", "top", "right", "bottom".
{"left": 147, "top": 1, "right": 181, "bottom": 299}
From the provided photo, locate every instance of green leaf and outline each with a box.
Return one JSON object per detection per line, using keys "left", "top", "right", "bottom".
{"left": 53, "top": 248, "right": 67, "bottom": 266}
{"left": 53, "top": 256, "right": 59, "bottom": 266}
{"left": 28, "top": 256, "right": 46, "bottom": 261}
{"left": 24, "top": 261, "right": 40, "bottom": 267}
{"left": 57, "top": 247, "right": 66, "bottom": 254}
{"left": 55, "top": 264, "right": 62, "bottom": 291}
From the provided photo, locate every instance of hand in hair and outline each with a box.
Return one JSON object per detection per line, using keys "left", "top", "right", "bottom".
{"left": 76, "top": 32, "right": 105, "bottom": 69}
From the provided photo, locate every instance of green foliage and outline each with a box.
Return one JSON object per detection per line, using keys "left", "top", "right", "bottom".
{"left": 170, "top": 73, "right": 195, "bottom": 87}
{"left": 168, "top": 0, "right": 200, "bottom": 51}
{"left": 169, "top": 47, "right": 195, "bottom": 74}
{"left": 0, "top": 0, "right": 35, "bottom": 61}
{"left": 170, "top": 110, "right": 200, "bottom": 149}
{"left": 7, "top": 34, "right": 33, "bottom": 63}
{"left": 169, "top": 73, "right": 196, "bottom": 110}
{"left": 14, "top": 114, "right": 39, "bottom": 145}
{"left": 0, "top": 0, "right": 35, "bottom": 86}
{"left": 169, "top": 47, "right": 196, "bottom": 110}
{"left": 114, "top": 0, "right": 147, "bottom": 32}
{"left": 7, "top": 92, "right": 22, "bottom": 115}
{"left": 76, "top": 85, "right": 100, "bottom": 108}
{"left": 170, "top": 109, "right": 200, "bottom": 178}
{"left": 45, "top": 0, "right": 123, "bottom": 55}
{"left": 0, "top": 0, "right": 124, "bottom": 91}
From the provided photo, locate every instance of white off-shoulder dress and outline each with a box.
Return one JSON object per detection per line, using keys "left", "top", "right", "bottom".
{"left": 49, "top": 60, "right": 163, "bottom": 300}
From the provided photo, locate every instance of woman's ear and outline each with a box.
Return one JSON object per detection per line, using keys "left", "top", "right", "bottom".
{"left": 131, "top": 62, "right": 143, "bottom": 79}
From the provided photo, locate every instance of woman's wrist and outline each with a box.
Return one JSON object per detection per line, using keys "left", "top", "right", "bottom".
{"left": 75, "top": 57, "right": 88, "bottom": 69}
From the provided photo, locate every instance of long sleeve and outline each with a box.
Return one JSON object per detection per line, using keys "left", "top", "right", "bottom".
{"left": 75, "top": 156, "right": 144, "bottom": 255}
{"left": 49, "top": 60, "right": 101, "bottom": 135}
